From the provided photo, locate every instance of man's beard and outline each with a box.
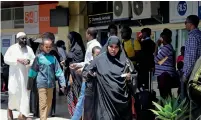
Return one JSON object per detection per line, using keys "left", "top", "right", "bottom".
{"left": 19, "top": 41, "right": 27, "bottom": 47}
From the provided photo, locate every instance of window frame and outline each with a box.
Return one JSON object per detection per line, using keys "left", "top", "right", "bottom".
{"left": 1, "top": 8, "right": 13, "bottom": 21}
{"left": 87, "top": 1, "right": 113, "bottom": 15}
{"left": 13, "top": 7, "right": 24, "bottom": 20}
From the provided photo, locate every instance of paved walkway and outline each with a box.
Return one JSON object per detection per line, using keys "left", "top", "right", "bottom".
{"left": 1, "top": 81, "right": 178, "bottom": 120}
{"left": 0, "top": 91, "right": 71, "bottom": 120}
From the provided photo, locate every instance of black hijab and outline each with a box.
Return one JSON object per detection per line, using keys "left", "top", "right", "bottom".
{"left": 88, "top": 36, "right": 132, "bottom": 120}
{"left": 68, "top": 31, "right": 85, "bottom": 56}
{"left": 100, "top": 36, "right": 127, "bottom": 67}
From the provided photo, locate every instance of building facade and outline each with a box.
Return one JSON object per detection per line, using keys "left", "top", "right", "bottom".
{"left": 1, "top": 1, "right": 88, "bottom": 55}
{"left": 1, "top": 1, "right": 201, "bottom": 57}
{"left": 87, "top": 1, "right": 201, "bottom": 56}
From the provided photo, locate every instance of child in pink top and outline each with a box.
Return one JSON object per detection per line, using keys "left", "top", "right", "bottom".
{"left": 177, "top": 46, "right": 185, "bottom": 63}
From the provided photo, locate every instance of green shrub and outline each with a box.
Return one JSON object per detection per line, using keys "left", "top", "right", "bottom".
{"left": 150, "top": 95, "right": 189, "bottom": 120}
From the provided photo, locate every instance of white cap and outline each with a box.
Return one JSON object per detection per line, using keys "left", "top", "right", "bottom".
{"left": 16, "top": 32, "right": 26, "bottom": 38}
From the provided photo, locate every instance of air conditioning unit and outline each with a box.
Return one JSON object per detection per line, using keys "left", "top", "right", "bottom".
{"left": 131, "top": 1, "right": 160, "bottom": 20}
{"left": 113, "top": 1, "right": 131, "bottom": 21}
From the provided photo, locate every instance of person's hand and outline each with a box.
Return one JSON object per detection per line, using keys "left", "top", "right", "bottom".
{"left": 69, "top": 75, "right": 73, "bottom": 86}
{"left": 70, "top": 63, "right": 82, "bottom": 70}
{"left": 89, "top": 71, "right": 96, "bottom": 76}
{"left": 126, "top": 73, "right": 131, "bottom": 81}
{"left": 17, "top": 59, "right": 25, "bottom": 64}
{"left": 60, "top": 60, "right": 65, "bottom": 66}
{"left": 76, "top": 68, "right": 82, "bottom": 74}
{"left": 157, "top": 37, "right": 163, "bottom": 46}
{"left": 137, "top": 33, "right": 142, "bottom": 41}
{"left": 69, "top": 63, "right": 78, "bottom": 69}
{"left": 23, "top": 59, "right": 30, "bottom": 65}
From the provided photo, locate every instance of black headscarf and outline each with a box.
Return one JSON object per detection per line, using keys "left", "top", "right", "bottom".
{"left": 87, "top": 36, "right": 132, "bottom": 120}
{"left": 68, "top": 31, "right": 85, "bottom": 57}
{"left": 100, "top": 36, "right": 127, "bottom": 66}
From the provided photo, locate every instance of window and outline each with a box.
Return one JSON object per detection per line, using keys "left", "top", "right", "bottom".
{"left": 13, "top": 7, "right": 24, "bottom": 28}
{"left": 14, "top": 19, "right": 24, "bottom": 28}
{"left": 87, "top": 1, "right": 113, "bottom": 15}
{"left": 1, "top": 9, "right": 12, "bottom": 21}
{"left": 14, "top": 7, "right": 24, "bottom": 20}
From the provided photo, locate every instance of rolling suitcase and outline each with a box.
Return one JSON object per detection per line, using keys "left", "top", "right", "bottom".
{"left": 134, "top": 71, "right": 157, "bottom": 120}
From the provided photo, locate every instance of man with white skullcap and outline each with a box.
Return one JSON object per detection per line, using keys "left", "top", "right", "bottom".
{"left": 4, "top": 32, "right": 35, "bottom": 120}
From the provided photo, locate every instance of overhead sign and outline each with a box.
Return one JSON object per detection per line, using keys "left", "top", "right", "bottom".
{"left": 24, "top": 4, "right": 58, "bottom": 35}
{"left": 39, "top": 3, "right": 58, "bottom": 34}
{"left": 177, "top": 1, "right": 187, "bottom": 16}
{"left": 88, "top": 13, "right": 113, "bottom": 27}
{"left": 24, "top": 5, "right": 39, "bottom": 34}
{"left": 169, "top": 1, "right": 198, "bottom": 23}
{"left": 198, "top": 1, "right": 201, "bottom": 19}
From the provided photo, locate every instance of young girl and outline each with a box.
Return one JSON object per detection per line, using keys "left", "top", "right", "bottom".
{"left": 28, "top": 33, "right": 66, "bottom": 120}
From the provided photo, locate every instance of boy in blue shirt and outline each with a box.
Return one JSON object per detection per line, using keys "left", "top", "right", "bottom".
{"left": 28, "top": 34, "right": 66, "bottom": 120}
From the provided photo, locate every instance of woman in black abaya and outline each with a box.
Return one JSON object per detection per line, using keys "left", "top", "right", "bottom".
{"left": 64, "top": 31, "right": 85, "bottom": 116}
{"left": 83, "top": 36, "right": 136, "bottom": 120}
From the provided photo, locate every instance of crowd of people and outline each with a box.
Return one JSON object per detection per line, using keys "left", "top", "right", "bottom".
{"left": 1, "top": 14, "right": 201, "bottom": 120}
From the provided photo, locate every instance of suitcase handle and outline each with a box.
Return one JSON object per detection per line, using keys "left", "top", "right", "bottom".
{"left": 149, "top": 71, "right": 153, "bottom": 92}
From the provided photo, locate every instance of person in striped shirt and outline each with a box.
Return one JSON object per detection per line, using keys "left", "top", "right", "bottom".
{"left": 154, "top": 28, "right": 176, "bottom": 99}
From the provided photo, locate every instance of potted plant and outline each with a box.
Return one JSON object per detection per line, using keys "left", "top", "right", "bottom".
{"left": 150, "top": 95, "right": 189, "bottom": 120}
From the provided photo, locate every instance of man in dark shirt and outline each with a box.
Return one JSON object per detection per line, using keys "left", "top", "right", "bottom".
{"left": 137, "top": 28, "right": 156, "bottom": 90}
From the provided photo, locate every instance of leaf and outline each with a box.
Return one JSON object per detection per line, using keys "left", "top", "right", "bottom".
{"left": 159, "top": 97, "right": 166, "bottom": 106}
{"left": 156, "top": 116, "right": 171, "bottom": 120}
{"left": 165, "top": 111, "right": 174, "bottom": 118}
{"left": 150, "top": 109, "right": 160, "bottom": 116}
{"left": 173, "top": 96, "right": 180, "bottom": 111}
{"left": 158, "top": 110, "right": 170, "bottom": 118}
{"left": 172, "top": 109, "right": 181, "bottom": 115}
{"left": 153, "top": 101, "right": 163, "bottom": 111}
{"left": 164, "top": 104, "right": 173, "bottom": 112}
{"left": 170, "top": 113, "right": 177, "bottom": 119}
{"left": 176, "top": 103, "right": 190, "bottom": 120}
{"left": 176, "top": 98, "right": 187, "bottom": 110}
{"left": 176, "top": 114, "right": 189, "bottom": 120}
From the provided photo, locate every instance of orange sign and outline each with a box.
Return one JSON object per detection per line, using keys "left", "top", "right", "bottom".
{"left": 25, "top": 11, "right": 38, "bottom": 23}
{"left": 39, "top": 3, "right": 58, "bottom": 34}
